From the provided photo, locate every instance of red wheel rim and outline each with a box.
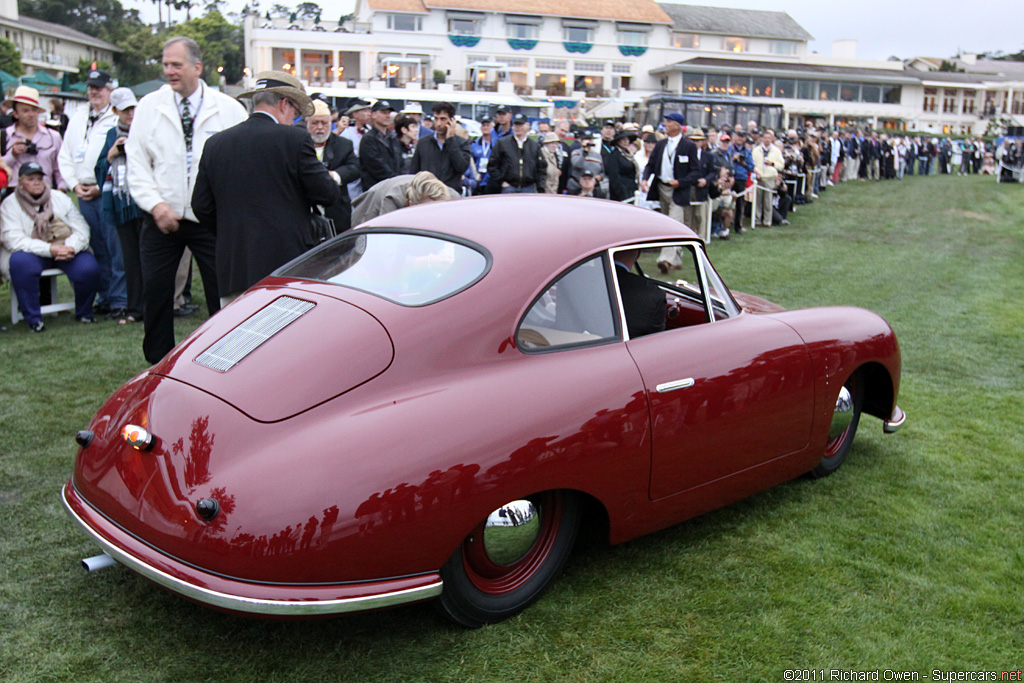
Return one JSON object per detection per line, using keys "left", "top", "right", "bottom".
{"left": 461, "top": 492, "right": 563, "bottom": 594}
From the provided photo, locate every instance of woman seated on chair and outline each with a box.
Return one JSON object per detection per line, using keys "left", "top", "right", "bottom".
{"left": 1, "top": 161, "right": 99, "bottom": 331}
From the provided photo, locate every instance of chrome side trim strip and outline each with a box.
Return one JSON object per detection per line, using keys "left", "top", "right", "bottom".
{"left": 883, "top": 405, "right": 907, "bottom": 434}
{"left": 656, "top": 378, "right": 695, "bottom": 393}
{"left": 62, "top": 485, "right": 443, "bottom": 615}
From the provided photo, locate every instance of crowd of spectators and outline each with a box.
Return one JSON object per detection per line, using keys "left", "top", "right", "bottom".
{"left": 2, "top": 40, "right": 1018, "bottom": 342}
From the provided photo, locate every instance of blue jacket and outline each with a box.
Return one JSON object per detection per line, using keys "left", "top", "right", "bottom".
{"left": 729, "top": 143, "right": 753, "bottom": 182}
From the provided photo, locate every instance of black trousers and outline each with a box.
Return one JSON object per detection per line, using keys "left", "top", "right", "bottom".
{"left": 115, "top": 217, "right": 145, "bottom": 320}
{"left": 139, "top": 214, "right": 220, "bottom": 365}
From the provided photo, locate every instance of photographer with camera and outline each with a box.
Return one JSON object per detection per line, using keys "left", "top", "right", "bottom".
{"left": 95, "top": 87, "right": 144, "bottom": 324}
{"left": 2, "top": 86, "right": 56, "bottom": 191}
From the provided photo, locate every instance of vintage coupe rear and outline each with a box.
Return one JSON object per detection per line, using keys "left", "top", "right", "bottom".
{"left": 63, "top": 196, "right": 905, "bottom": 627}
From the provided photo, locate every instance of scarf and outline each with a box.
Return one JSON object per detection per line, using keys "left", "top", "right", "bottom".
{"left": 16, "top": 185, "right": 54, "bottom": 241}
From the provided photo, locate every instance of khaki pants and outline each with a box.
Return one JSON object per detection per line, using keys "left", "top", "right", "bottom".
{"left": 755, "top": 179, "right": 775, "bottom": 226}
{"left": 657, "top": 181, "right": 685, "bottom": 224}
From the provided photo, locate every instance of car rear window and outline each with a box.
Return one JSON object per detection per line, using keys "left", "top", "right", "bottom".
{"left": 276, "top": 231, "right": 489, "bottom": 306}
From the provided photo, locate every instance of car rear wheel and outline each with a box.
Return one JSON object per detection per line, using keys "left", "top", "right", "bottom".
{"left": 435, "top": 490, "right": 582, "bottom": 628}
{"left": 809, "top": 372, "right": 864, "bottom": 479}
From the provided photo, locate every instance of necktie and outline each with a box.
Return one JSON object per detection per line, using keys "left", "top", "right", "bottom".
{"left": 181, "top": 98, "right": 194, "bottom": 152}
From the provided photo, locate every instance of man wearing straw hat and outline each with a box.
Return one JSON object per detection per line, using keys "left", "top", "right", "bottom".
{"left": 127, "top": 36, "right": 247, "bottom": 364}
{"left": 192, "top": 70, "right": 339, "bottom": 304}
{"left": 2, "top": 85, "right": 61, "bottom": 189}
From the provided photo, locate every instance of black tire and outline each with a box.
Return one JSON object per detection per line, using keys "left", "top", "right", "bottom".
{"left": 809, "top": 372, "right": 864, "bottom": 479}
{"left": 434, "top": 490, "right": 582, "bottom": 628}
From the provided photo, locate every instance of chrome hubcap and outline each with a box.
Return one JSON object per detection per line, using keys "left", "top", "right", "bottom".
{"left": 483, "top": 500, "right": 540, "bottom": 565}
{"left": 829, "top": 385, "right": 854, "bottom": 441}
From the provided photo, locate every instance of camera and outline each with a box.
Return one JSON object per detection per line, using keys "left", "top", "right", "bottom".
{"left": 24, "top": 142, "right": 37, "bottom": 155}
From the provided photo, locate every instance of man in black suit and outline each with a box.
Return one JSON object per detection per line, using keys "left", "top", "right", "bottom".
{"left": 192, "top": 71, "right": 340, "bottom": 303}
{"left": 614, "top": 249, "right": 665, "bottom": 339}
{"left": 410, "top": 101, "right": 471, "bottom": 192}
{"left": 640, "top": 113, "right": 700, "bottom": 229}
{"left": 359, "top": 100, "right": 402, "bottom": 191}
{"left": 306, "top": 99, "right": 360, "bottom": 232}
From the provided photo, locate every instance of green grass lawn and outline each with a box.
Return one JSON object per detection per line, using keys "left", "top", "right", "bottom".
{"left": 2, "top": 175, "right": 1022, "bottom": 682}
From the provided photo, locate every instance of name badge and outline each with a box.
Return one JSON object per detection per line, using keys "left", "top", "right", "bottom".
{"left": 678, "top": 155, "right": 689, "bottom": 163}
{"left": 74, "top": 144, "right": 88, "bottom": 164}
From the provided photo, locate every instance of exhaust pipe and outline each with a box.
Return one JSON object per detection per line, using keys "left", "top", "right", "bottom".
{"left": 82, "top": 553, "right": 117, "bottom": 572}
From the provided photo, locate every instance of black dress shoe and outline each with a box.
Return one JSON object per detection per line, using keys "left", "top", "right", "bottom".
{"left": 173, "top": 304, "right": 198, "bottom": 318}
{"left": 93, "top": 303, "right": 112, "bottom": 316}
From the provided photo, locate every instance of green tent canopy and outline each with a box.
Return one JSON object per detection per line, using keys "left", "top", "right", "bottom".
{"left": 0, "top": 70, "right": 19, "bottom": 91}
{"left": 23, "top": 70, "right": 62, "bottom": 86}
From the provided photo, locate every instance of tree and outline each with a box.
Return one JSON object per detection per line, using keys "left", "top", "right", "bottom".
{"left": 295, "top": 2, "right": 320, "bottom": 20}
{"left": 938, "top": 60, "right": 965, "bottom": 73}
{"left": 0, "top": 38, "right": 24, "bottom": 77}
{"left": 270, "top": 4, "right": 291, "bottom": 18}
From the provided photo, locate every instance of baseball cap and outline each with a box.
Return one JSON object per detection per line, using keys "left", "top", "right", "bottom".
{"left": 371, "top": 100, "right": 394, "bottom": 112}
{"left": 664, "top": 112, "right": 686, "bottom": 126}
{"left": 110, "top": 87, "right": 138, "bottom": 111}
{"left": 85, "top": 69, "right": 113, "bottom": 88}
{"left": 19, "top": 161, "right": 44, "bottom": 177}
{"left": 512, "top": 113, "right": 528, "bottom": 125}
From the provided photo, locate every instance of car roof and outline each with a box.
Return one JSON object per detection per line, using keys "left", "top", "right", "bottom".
{"left": 355, "top": 195, "right": 700, "bottom": 266}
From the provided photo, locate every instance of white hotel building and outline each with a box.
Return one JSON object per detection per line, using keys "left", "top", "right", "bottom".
{"left": 242, "top": 0, "right": 1024, "bottom": 135}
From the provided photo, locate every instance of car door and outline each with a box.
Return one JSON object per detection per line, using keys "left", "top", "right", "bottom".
{"left": 615, "top": 243, "right": 816, "bottom": 500}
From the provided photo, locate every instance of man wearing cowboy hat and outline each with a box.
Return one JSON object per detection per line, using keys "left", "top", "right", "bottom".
{"left": 3, "top": 85, "right": 60, "bottom": 190}
{"left": 127, "top": 36, "right": 247, "bottom": 364}
{"left": 192, "top": 69, "right": 339, "bottom": 304}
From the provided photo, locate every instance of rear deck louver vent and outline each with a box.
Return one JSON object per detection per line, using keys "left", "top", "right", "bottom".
{"left": 195, "top": 297, "right": 315, "bottom": 372}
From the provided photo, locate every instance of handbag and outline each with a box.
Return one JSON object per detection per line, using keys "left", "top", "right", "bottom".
{"left": 305, "top": 205, "right": 336, "bottom": 249}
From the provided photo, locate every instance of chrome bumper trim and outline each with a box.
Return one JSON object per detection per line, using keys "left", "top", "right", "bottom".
{"left": 62, "top": 484, "right": 443, "bottom": 616}
{"left": 883, "top": 405, "right": 906, "bottom": 434}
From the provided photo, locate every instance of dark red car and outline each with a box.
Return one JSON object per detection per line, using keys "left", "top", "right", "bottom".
{"left": 63, "top": 196, "right": 905, "bottom": 627}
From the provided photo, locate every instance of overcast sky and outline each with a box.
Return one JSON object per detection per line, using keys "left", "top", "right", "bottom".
{"left": 125, "top": 0, "right": 1022, "bottom": 62}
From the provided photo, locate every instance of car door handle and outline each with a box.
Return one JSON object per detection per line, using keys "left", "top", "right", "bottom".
{"left": 656, "top": 378, "right": 695, "bottom": 393}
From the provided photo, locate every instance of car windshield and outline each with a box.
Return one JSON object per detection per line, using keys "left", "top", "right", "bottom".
{"left": 277, "top": 231, "right": 489, "bottom": 306}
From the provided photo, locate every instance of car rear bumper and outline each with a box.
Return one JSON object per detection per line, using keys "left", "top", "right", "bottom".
{"left": 62, "top": 481, "right": 443, "bottom": 616}
{"left": 883, "top": 405, "right": 907, "bottom": 434}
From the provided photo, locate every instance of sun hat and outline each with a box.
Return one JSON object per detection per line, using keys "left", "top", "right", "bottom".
{"left": 6, "top": 85, "right": 46, "bottom": 110}
{"left": 238, "top": 70, "right": 313, "bottom": 117}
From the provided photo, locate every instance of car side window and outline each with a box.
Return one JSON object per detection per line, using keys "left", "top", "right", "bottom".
{"left": 517, "top": 255, "right": 618, "bottom": 351}
{"left": 642, "top": 243, "right": 739, "bottom": 325}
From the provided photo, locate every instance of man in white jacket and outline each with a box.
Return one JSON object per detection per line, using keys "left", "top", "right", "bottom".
{"left": 56, "top": 68, "right": 120, "bottom": 316}
{"left": 127, "top": 35, "right": 247, "bottom": 364}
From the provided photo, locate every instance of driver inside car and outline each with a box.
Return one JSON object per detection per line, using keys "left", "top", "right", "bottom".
{"left": 613, "top": 249, "right": 666, "bottom": 339}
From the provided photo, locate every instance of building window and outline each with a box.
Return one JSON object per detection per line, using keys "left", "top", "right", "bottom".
{"left": 770, "top": 40, "right": 797, "bottom": 56}
{"left": 387, "top": 14, "right": 422, "bottom": 31}
{"left": 942, "top": 91, "right": 956, "bottom": 113}
{"left": 449, "top": 18, "right": 482, "bottom": 35}
{"left": 752, "top": 77, "right": 773, "bottom": 97}
{"left": 673, "top": 33, "right": 700, "bottom": 49}
{"left": 775, "top": 79, "right": 796, "bottom": 98}
{"left": 723, "top": 37, "right": 747, "bottom": 53}
{"left": 818, "top": 81, "right": 840, "bottom": 101}
{"left": 883, "top": 85, "right": 901, "bottom": 104}
{"left": 923, "top": 88, "right": 937, "bottom": 112}
{"left": 617, "top": 29, "right": 648, "bottom": 47}
{"left": 683, "top": 73, "right": 705, "bottom": 94}
{"left": 727, "top": 76, "right": 749, "bottom": 96}
{"left": 962, "top": 89, "right": 976, "bottom": 115}
{"left": 612, "top": 63, "right": 632, "bottom": 75}
{"left": 839, "top": 83, "right": 858, "bottom": 102}
{"left": 861, "top": 84, "right": 880, "bottom": 103}
{"left": 563, "top": 26, "right": 594, "bottom": 43}
{"left": 506, "top": 22, "right": 538, "bottom": 40}
{"left": 797, "top": 80, "right": 815, "bottom": 100}
{"left": 574, "top": 61, "right": 604, "bottom": 74}
{"left": 707, "top": 74, "right": 728, "bottom": 95}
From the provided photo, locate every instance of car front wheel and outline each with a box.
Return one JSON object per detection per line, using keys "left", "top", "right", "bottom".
{"left": 809, "top": 372, "right": 864, "bottom": 479}
{"left": 435, "top": 490, "right": 582, "bottom": 628}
